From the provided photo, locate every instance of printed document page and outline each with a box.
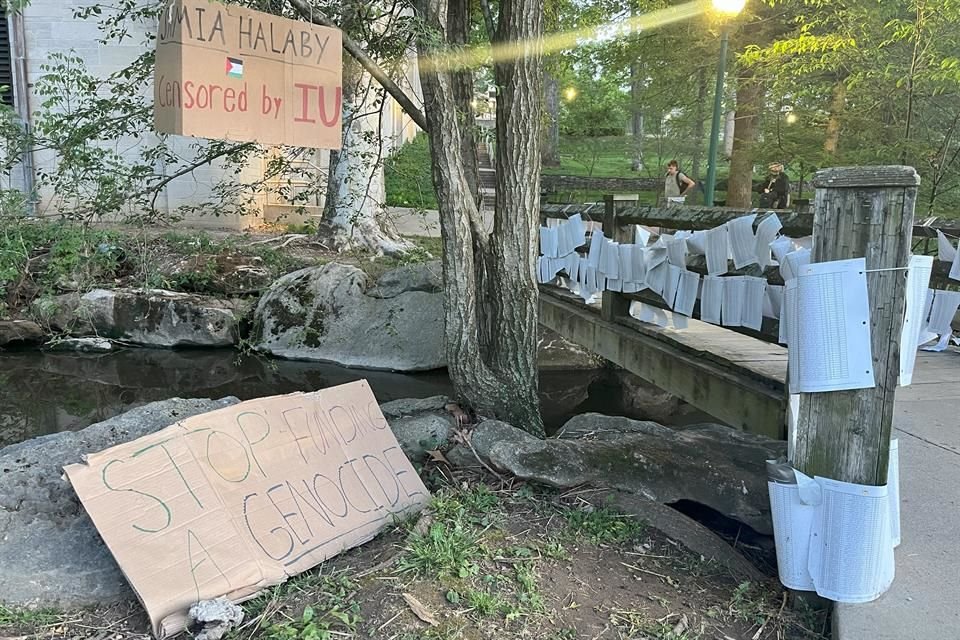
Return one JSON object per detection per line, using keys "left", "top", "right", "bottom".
{"left": 900, "top": 255, "right": 933, "bottom": 386}
{"left": 722, "top": 276, "right": 745, "bottom": 327}
{"left": 701, "top": 276, "right": 723, "bottom": 325}
{"left": 705, "top": 225, "right": 731, "bottom": 275}
{"left": 727, "top": 214, "right": 758, "bottom": 269}
{"left": 755, "top": 214, "right": 783, "bottom": 268}
{"left": 789, "top": 258, "right": 875, "bottom": 393}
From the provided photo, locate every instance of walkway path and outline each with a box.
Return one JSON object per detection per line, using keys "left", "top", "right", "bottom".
{"left": 835, "top": 348, "right": 960, "bottom": 638}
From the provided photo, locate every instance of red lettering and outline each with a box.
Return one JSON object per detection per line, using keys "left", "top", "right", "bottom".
{"left": 223, "top": 87, "right": 236, "bottom": 112}
{"left": 184, "top": 80, "right": 195, "bottom": 109}
{"left": 318, "top": 86, "right": 342, "bottom": 127}
{"left": 196, "top": 84, "right": 209, "bottom": 109}
{"left": 293, "top": 83, "right": 316, "bottom": 123}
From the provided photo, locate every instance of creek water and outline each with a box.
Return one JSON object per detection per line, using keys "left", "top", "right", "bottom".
{"left": 0, "top": 347, "right": 640, "bottom": 448}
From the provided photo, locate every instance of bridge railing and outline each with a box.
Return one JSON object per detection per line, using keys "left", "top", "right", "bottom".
{"left": 540, "top": 198, "right": 959, "bottom": 345}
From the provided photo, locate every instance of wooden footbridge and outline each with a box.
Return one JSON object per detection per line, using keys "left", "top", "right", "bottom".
{"left": 538, "top": 170, "right": 959, "bottom": 442}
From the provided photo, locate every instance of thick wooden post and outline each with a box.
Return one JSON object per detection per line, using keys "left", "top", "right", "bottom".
{"left": 601, "top": 194, "right": 633, "bottom": 322}
{"left": 792, "top": 166, "right": 919, "bottom": 485}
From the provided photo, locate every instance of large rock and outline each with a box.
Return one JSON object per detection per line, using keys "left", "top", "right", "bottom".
{"left": 0, "top": 395, "right": 452, "bottom": 609}
{"left": 252, "top": 262, "right": 445, "bottom": 371}
{"left": 0, "top": 320, "right": 44, "bottom": 346}
{"left": 380, "top": 396, "right": 457, "bottom": 461}
{"left": 537, "top": 328, "right": 602, "bottom": 370}
{"left": 0, "top": 397, "right": 241, "bottom": 608}
{"left": 467, "top": 415, "right": 785, "bottom": 535}
{"left": 75, "top": 289, "right": 247, "bottom": 347}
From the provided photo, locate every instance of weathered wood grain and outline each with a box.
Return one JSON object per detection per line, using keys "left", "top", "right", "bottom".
{"left": 792, "top": 166, "right": 917, "bottom": 485}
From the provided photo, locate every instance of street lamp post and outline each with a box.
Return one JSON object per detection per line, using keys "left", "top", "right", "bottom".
{"left": 703, "top": 0, "right": 746, "bottom": 207}
{"left": 703, "top": 27, "right": 729, "bottom": 207}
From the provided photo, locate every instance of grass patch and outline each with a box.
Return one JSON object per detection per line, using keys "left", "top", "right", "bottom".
{"left": 385, "top": 134, "right": 438, "bottom": 210}
{"left": 398, "top": 519, "right": 484, "bottom": 579}
{"left": 563, "top": 506, "right": 647, "bottom": 545}
{"left": 0, "top": 604, "right": 62, "bottom": 627}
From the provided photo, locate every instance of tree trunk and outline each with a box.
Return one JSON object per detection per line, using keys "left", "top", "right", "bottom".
{"left": 630, "top": 62, "right": 644, "bottom": 172}
{"left": 448, "top": 0, "right": 481, "bottom": 204}
{"left": 542, "top": 68, "right": 561, "bottom": 167}
{"left": 415, "top": 0, "right": 545, "bottom": 436}
{"left": 823, "top": 79, "right": 846, "bottom": 155}
{"left": 691, "top": 66, "right": 708, "bottom": 179}
{"left": 726, "top": 72, "right": 764, "bottom": 208}
{"left": 318, "top": 10, "right": 411, "bottom": 255}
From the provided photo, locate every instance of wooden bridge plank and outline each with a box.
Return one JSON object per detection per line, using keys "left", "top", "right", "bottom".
{"left": 540, "top": 288, "right": 786, "bottom": 438}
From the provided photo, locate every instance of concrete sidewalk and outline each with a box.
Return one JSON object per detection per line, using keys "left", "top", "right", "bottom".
{"left": 834, "top": 349, "right": 960, "bottom": 638}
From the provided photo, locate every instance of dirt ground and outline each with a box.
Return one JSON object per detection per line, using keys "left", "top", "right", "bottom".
{"left": 0, "top": 468, "right": 829, "bottom": 640}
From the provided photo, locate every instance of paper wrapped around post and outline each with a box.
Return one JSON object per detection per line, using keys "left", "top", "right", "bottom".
{"left": 64, "top": 381, "right": 430, "bottom": 638}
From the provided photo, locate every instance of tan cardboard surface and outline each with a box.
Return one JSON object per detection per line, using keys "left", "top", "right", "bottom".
{"left": 64, "top": 381, "right": 428, "bottom": 637}
{"left": 154, "top": 0, "right": 342, "bottom": 149}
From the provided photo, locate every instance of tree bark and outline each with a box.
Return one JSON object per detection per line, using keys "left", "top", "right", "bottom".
{"left": 448, "top": 0, "right": 481, "bottom": 204}
{"left": 823, "top": 79, "right": 846, "bottom": 156}
{"left": 542, "top": 68, "right": 561, "bottom": 167}
{"left": 415, "top": 0, "right": 545, "bottom": 436}
{"left": 691, "top": 66, "right": 708, "bottom": 179}
{"left": 630, "top": 62, "right": 644, "bottom": 172}
{"left": 726, "top": 71, "right": 764, "bottom": 208}
{"left": 317, "top": 6, "right": 412, "bottom": 255}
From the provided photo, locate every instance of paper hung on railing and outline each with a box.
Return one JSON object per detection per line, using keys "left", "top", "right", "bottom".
{"left": 900, "top": 255, "right": 934, "bottom": 386}
{"left": 783, "top": 258, "right": 876, "bottom": 393}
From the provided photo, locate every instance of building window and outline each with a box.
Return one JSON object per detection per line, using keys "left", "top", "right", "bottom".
{"left": 0, "top": 8, "right": 12, "bottom": 107}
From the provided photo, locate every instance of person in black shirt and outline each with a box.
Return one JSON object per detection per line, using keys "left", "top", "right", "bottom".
{"left": 759, "top": 162, "right": 790, "bottom": 209}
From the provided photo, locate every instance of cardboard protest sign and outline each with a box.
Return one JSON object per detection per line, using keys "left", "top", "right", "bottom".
{"left": 64, "top": 381, "right": 428, "bottom": 638}
{"left": 154, "top": 0, "right": 343, "bottom": 149}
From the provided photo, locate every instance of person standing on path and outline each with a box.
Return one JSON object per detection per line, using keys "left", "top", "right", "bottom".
{"left": 664, "top": 160, "right": 696, "bottom": 205}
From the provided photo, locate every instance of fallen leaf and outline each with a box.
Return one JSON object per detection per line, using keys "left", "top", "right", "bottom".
{"left": 402, "top": 593, "right": 439, "bottom": 626}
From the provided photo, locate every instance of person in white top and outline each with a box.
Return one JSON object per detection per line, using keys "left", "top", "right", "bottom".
{"left": 664, "top": 160, "right": 696, "bottom": 205}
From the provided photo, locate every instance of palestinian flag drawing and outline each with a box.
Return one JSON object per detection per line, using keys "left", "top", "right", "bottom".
{"left": 225, "top": 57, "right": 243, "bottom": 79}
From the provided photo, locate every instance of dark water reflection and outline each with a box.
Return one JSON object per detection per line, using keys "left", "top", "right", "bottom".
{"left": 0, "top": 348, "right": 627, "bottom": 448}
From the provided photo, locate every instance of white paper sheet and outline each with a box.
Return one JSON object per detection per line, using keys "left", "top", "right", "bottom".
{"left": 937, "top": 230, "right": 957, "bottom": 262}
{"left": 665, "top": 235, "right": 688, "bottom": 268}
{"left": 665, "top": 264, "right": 683, "bottom": 308}
{"left": 587, "top": 230, "right": 604, "bottom": 269}
{"left": 635, "top": 225, "right": 652, "bottom": 247}
{"left": 539, "top": 227, "right": 557, "bottom": 258}
{"left": 789, "top": 258, "right": 876, "bottom": 393}
{"left": 764, "top": 284, "right": 784, "bottom": 319}
{"left": 781, "top": 278, "right": 797, "bottom": 346}
{"left": 807, "top": 477, "right": 894, "bottom": 603}
{"left": 567, "top": 214, "right": 586, "bottom": 252}
{"left": 700, "top": 276, "right": 724, "bottom": 325}
{"left": 951, "top": 241, "right": 960, "bottom": 281}
{"left": 646, "top": 262, "right": 667, "bottom": 297}
{"left": 606, "top": 278, "right": 623, "bottom": 292}
{"left": 927, "top": 289, "right": 960, "bottom": 336}
{"left": 602, "top": 239, "right": 621, "bottom": 279}
{"left": 646, "top": 243, "right": 667, "bottom": 270}
{"left": 674, "top": 270, "right": 701, "bottom": 317}
{"left": 768, "top": 475, "right": 817, "bottom": 591}
{"left": 770, "top": 236, "right": 793, "bottom": 264}
{"left": 672, "top": 312, "right": 689, "bottom": 329}
{"left": 630, "top": 301, "right": 669, "bottom": 327}
{"left": 742, "top": 276, "right": 767, "bottom": 331}
{"left": 705, "top": 225, "right": 731, "bottom": 276}
{"left": 619, "top": 244, "right": 635, "bottom": 284}
{"left": 722, "top": 276, "right": 745, "bottom": 327}
{"left": 921, "top": 331, "right": 953, "bottom": 352}
{"left": 727, "top": 214, "right": 758, "bottom": 268}
{"left": 755, "top": 214, "right": 783, "bottom": 268}
{"left": 900, "top": 255, "right": 934, "bottom": 386}
{"left": 781, "top": 248, "right": 812, "bottom": 282}
{"left": 687, "top": 230, "right": 707, "bottom": 255}
{"left": 631, "top": 243, "right": 647, "bottom": 285}
{"left": 889, "top": 439, "right": 901, "bottom": 549}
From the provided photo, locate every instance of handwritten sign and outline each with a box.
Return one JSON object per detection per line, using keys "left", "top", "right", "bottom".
{"left": 154, "top": 0, "right": 343, "bottom": 149}
{"left": 64, "top": 381, "right": 428, "bottom": 638}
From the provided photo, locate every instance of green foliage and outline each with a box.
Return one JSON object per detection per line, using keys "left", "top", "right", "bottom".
{"left": 399, "top": 519, "right": 484, "bottom": 579}
{"left": 385, "top": 134, "right": 438, "bottom": 209}
{"left": 564, "top": 506, "right": 647, "bottom": 544}
{"left": 559, "top": 69, "right": 629, "bottom": 139}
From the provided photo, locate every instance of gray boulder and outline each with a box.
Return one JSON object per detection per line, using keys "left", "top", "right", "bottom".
{"left": 0, "top": 395, "right": 452, "bottom": 609}
{"left": 74, "top": 289, "right": 246, "bottom": 347}
{"left": 0, "top": 397, "right": 241, "bottom": 609}
{"left": 252, "top": 262, "right": 445, "bottom": 371}
{"left": 467, "top": 415, "right": 785, "bottom": 535}
{"left": 380, "top": 396, "right": 457, "bottom": 461}
{"left": 537, "top": 328, "right": 602, "bottom": 370}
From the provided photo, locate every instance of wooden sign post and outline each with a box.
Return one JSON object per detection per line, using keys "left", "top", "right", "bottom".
{"left": 793, "top": 166, "right": 919, "bottom": 485}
